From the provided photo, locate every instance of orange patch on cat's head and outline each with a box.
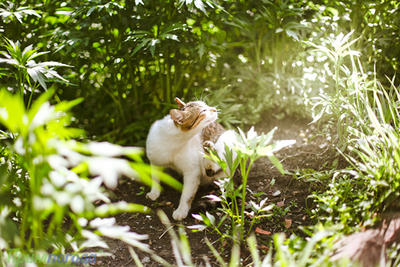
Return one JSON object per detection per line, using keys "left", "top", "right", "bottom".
{"left": 170, "top": 98, "right": 215, "bottom": 131}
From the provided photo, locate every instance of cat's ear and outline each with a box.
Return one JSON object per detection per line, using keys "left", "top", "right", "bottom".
{"left": 170, "top": 109, "right": 184, "bottom": 125}
{"left": 175, "top": 97, "right": 186, "bottom": 109}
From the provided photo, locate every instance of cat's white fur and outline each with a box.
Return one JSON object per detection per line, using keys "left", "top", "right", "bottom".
{"left": 146, "top": 101, "right": 219, "bottom": 220}
{"left": 202, "top": 130, "right": 237, "bottom": 182}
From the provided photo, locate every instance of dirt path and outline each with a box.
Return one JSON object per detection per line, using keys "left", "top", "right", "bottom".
{"left": 94, "top": 117, "right": 340, "bottom": 266}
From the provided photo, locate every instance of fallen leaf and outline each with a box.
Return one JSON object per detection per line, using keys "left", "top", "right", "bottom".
{"left": 272, "top": 190, "right": 281, "bottom": 197}
{"left": 284, "top": 218, "right": 292, "bottom": 229}
{"left": 255, "top": 227, "right": 271, "bottom": 235}
{"left": 277, "top": 200, "right": 285, "bottom": 207}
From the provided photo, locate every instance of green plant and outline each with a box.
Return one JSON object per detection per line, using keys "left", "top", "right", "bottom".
{"left": 0, "top": 93, "right": 181, "bottom": 266}
{"left": 50, "top": 0, "right": 227, "bottom": 143}
{"left": 262, "top": 225, "right": 347, "bottom": 267}
{"left": 202, "top": 85, "right": 242, "bottom": 128}
{"left": 191, "top": 127, "right": 295, "bottom": 242}
{"left": 0, "top": 1, "right": 40, "bottom": 24}
{"left": 131, "top": 213, "right": 350, "bottom": 267}
{"left": 0, "top": 39, "right": 70, "bottom": 108}
{"left": 304, "top": 31, "right": 362, "bottom": 140}
{"left": 0, "top": 90, "right": 152, "bottom": 263}
{"left": 300, "top": 33, "right": 400, "bottom": 230}
{"left": 0, "top": 37, "right": 180, "bottom": 264}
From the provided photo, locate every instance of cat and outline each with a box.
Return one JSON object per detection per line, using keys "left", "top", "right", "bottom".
{"left": 146, "top": 97, "right": 221, "bottom": 220}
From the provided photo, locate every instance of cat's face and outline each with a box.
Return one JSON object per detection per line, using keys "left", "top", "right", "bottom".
{"left": 169, "top": 98, "right": 217, "bottom": 131}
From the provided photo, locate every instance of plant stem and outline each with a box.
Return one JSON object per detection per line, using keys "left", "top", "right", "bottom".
{"left": 247, "top": 212, "right": 259, "bottom": 237}
{"left": 17, "top": 69, "right": 24, "bottom": 102}
{"left": 239, "top": 158, "right": 254, "bottom": 240}
{"left": 233, "top": 194, "right": 239, "bottom": 224}
{"left": 27, "top": 81, "right": 36, "bottom": 109}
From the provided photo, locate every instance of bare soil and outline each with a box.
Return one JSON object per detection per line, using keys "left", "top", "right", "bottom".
{"left": 92, "top": 117, "right": 343, "bottom": 266}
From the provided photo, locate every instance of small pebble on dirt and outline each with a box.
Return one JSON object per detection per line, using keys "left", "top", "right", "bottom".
{"left": 142, "top": 256, "right": 150, "bottom": 263}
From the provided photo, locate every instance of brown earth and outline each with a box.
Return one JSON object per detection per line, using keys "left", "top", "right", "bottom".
{"left": 92, "top": 117, "right": 343, "bottom": 266}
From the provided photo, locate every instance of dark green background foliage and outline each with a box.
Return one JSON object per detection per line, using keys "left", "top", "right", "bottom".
{"left": 1, "top": 0, "right": 398, "bottom": 145}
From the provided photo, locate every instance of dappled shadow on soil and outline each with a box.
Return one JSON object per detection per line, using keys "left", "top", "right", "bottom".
{"left": 93, "top": 117, "right": 343, "bottom": 266}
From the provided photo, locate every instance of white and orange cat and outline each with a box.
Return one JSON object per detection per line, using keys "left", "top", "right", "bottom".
{"left": 146, "top": 97, "right": 236, "bottom": 220}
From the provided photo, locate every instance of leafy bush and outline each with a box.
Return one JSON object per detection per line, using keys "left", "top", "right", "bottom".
{"left": 1, "top": 0, "right": 398, "bottom": 142}
{"left": 310, "top": 0, "right": 400, "bottom": 79}
{"left": 0, "top": 89, "right": 157, "bottom": 264}
{"left": 206, "top": 0, "right": 310, "bottom": 125}
{"left": 310, "top": 76, "right": 400, "bottom": 229}
{"left": 0, "top": 37, "right": 178, "bottom": 265}
{"left": 298, "top": 30, "right": 400, "bottom": 230}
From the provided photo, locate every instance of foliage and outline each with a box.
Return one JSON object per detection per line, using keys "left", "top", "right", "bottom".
{"left": 0, "top": 33, "right": 179, "bottom": 266}
{"left": 190, "top": 127, "right": 295, "bottom": 243}
{"left": 0, "top": 39, "right": 70, "bottom": 107}
{"left": 0, "top": 89, "right": 157, "bottom": 264}
{"left": 1, "top": 0, "right": 227, "bottom": 144}
{"left": 1, "top": 0, "right": 398, "bottom": 143}
{"left": 308, "top": 0, "right": 400, "bottom": 78}
{"left": 1, "top": 0, "right": 400, "bottom": 265}
{"left": 296, "top": 28, "right": 400, "bottom": 236}
{"left": 132, "top": 214, "right": 351, "bottom": 267}
{"left": 207, "top": 0, "right": 310, "bottom": 125}
{"left": 308, "top": 74, "right": 400, "bottom": 230}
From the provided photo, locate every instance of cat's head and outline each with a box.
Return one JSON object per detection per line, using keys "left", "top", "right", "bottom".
{"left": 169, "top": 97, "right": 217, "bottom": 131}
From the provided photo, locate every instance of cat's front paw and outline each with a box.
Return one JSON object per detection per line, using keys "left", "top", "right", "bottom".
{"left": 172, "top": 207, "right": 189, "bottom": 221}
{"left": 146, "top": 190, "right": 160, "bottom": 201}
{"left": 202, "top": 140, "right": 215, "bottom": 152}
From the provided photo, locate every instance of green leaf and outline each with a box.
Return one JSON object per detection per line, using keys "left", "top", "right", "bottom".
{"left": 93, "top": 202, "right": 150, "bottom": 218}
{"left": 285, "top": 29, "right": 299, "bottom": 41}
{"left": 27, "top": 67, "right": 47, "bottom": 89}
{"left": 194, "top": 0, "right": 206, "bottom": 14}
{"left": 0, "top": 90, "right": 26, "bottom": 134}
{"left": 267, "top": 155, "right": 285, "bottom": 174}
{"left": 131, "top": 38, "right": 151, "bottom": 56}
{"left": 55, "top": 98, "right": 84, "bottom": 112}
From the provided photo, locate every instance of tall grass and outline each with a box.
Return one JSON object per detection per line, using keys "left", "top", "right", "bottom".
{"left": 302, "top": 32, "right": 400, "bottom": 230}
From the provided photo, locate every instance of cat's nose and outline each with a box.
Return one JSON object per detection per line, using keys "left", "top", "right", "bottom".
{"left": 210, "top": 108, "right": 217, "bottom": 112}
